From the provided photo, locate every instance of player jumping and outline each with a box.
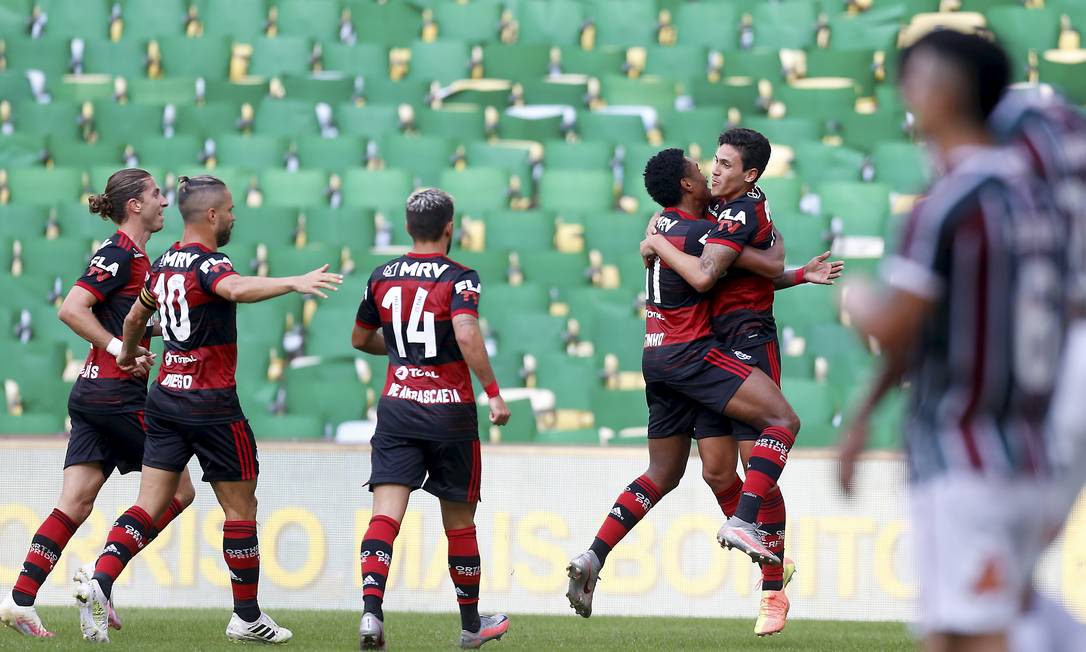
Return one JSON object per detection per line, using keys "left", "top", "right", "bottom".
{"left": 567, "top": 148, "right": 828, "bottom": 634}
{"left": 74, "top": 175, "right": 342, "bottom": 644}
{"left": 0, "top": 169, "right": 195, "bottom": 639}
{"left": 351, "top": 188, "right": 511, "bottom": 650}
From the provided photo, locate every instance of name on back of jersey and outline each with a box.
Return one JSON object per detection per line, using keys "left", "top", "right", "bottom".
{"left": 655, "top": 215, "right": 680, "bottom": 232}
{"left": 383, "top": 260, "right": 450, "bottom": 279}
{"left": 387, "top": 383, "right": 463, "bottom": 404}
{"left": 161, "top": 250, "right": 201, "bottom": 268}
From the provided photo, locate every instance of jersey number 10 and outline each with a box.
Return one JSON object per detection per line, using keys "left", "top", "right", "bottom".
{"left": 381, "top": 285, "right": 437, "bottom": 359}
{"left": 153, "top": 273, "right": 191, "bottom": 341}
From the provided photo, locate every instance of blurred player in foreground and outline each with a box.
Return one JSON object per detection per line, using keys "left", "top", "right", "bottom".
{"left": 352, "top": 188, "right": 511, "bottom": 650}
{"left": 0, "top": 169, "right": 195, "bottom": 639}
{"left": 838, "top": 31, "right": 1071, "bottom": 652}
{"left": 75, "top": 175, "right": 341, "bottom": 644}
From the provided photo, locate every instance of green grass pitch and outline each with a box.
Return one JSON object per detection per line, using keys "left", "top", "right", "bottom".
{"left": 11, "top": 608, "right": 912, "bottom": 650}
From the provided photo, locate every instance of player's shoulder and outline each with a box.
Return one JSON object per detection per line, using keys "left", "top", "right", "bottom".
{"left": 95, "top": 231, "right": 140, "bottom": 259}
{"left": 917, "top": 146, "right": 1024, "bottom": 226}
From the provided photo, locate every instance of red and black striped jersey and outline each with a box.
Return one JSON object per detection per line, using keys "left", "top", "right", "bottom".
{"left": 883, "top": 147, "right": 1068, "bottom": 481}
{"left": 68, "top": 230, "right": 152, "bottom": 413}
{"left": 642, "top": 208, "right": 717, "bottom": 380}
{"left": 706, "top": 186, "right": 777, "bottom": 348}
{"left": 356, "top": 252, "right": 481, "bottom": 441}
{"left": 138, "top": 242, "right": 242, "bottom": 425}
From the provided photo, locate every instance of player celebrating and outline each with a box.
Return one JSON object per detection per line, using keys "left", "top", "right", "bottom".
{"left": 566, "top": 148, "right": 806, "bottom": 628}
{"left": 0, "top": 169, "right": 195, "bottom": 639}
{"left": 74, "top": 175, "right": 342, "bottom": 644}
{"left": 838, "top": 31, "right": 1069, "bottom": 652}
{"left": 351, "top": 188, "right": 511, "bottom": 650}
{"left": 641, "top": 130, "right": 805, "bottom": 593}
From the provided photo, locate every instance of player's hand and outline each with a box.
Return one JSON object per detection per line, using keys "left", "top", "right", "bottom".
{"left": 117, "top": 346, "right": 152, "bottom": 376}
{"left": 645, "top": 210, "right": 663, "bottom": 237}
{"left": 640, "top": 236, "right": 657, "bottom": 268}
{"left": 489, "top": 395, "right": 510, "bottom": 426}
{"left": 294, "top": 264, "right": 344, "bottom": 299}
{"left": 837, "top": 415, "right": 870, "bottom": 497}
{"left": 802, "top": 251, "right": 845, "bottom": 285}
{"left": 131, "top": 353, "right": 156, "bottom": 379}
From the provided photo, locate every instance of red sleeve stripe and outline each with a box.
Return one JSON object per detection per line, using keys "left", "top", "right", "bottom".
{"left": 451, "top": 308, "right": 479, "bottom": 318}
{"left": 209, "top": 270, "right": 240, "bottom": 293}
{"left": 355, "top": 319, "right": 379, "bottom": 330}
{"left": 705, "top": 238, "right": 743, "bottom": 252}
{"left": 74, "top": 280, "right": 105, "bottom": 301}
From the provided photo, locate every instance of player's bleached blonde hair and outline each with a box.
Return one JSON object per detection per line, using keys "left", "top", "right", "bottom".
{"left": 405, "top": 188, "right": 455, "bottom": 242}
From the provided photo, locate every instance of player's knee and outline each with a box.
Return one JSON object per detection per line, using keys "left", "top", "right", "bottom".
{"left": 646, "top": 464, "right": 684, "bottom": 495}
{"left": 701, "top": 467, "right": 738, "bottom": 494}
{"left": 174, "top": 483, "right": 196, "bottom": 509}
{"left": 60, "top": 497, "right": 95, "bottom": 524}
{"left": 765, "top": 408, "right": 801, "bottom": 436}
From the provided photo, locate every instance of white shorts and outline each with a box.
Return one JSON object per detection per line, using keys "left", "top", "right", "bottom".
{"left": 1048, "top": 322, "right": 1086, "bottom": 514}
{"left": 911, "top": 473, "right": 1056, "bottom": 637}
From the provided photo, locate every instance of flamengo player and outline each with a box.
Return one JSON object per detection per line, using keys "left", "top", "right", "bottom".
{"left": 567, "top": 149, "right": 800, "bottom": 627}
{"left": 643, "top": 130, "right": 805, "bottom": 619}
{"left": 74, "top": 175, "right": 342, "bottom": 644}
{"left": 839, "top": 32, "right": 1069, "bottom": 652}
{"left": 351, "top": 188, "right": 511, "bottom": 650}
{"left": 0, "top": 169, "right": 195, "bottom": 638}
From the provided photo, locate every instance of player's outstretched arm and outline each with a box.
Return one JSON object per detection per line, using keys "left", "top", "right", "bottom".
{"left": 215, "top": 265, "right": 343, "bottom": 303}
{"left": 838, "top": 354, "right": 906, "bottom": 495}
{"left": 774, "top": 252, "right": 845, "bottom": 290}
{"left": 58, "top": 285, "right": 120, "bottom": 351}
{"left": 734, "top": 228, "right": 786, "bottom": 279}
{"left": 351, "top": 323, "right": 387, "bottom": 355}
{"left": 642, "top": 234, "right": 739, "bottom": 292}
{"left": 452, "top": 313, "right": 510, "bottom": 426}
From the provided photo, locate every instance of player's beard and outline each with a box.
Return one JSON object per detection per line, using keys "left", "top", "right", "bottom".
{"left": 216, "top": 222, "right": 232, "bottom": 247}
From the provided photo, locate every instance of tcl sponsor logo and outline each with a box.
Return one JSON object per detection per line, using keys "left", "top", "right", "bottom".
{"left": 161, "top": 373, "right": 193, "bottom": 389}
{"left": 394, "top": 366, "right": 439, "bottom": 380}
{"left": 164, "top": 352, "right": 198, "bottom": 366}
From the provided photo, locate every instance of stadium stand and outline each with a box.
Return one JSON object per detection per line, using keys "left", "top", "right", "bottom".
{"left": 8, "top": 0, "right": 1066, "bottom": 450}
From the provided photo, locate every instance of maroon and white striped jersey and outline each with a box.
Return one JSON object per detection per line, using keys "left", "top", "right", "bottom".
{"left": 883, "top": 146, "right": 1069, "bottom": 481}
{"left": 356, "top": 253, "right": 481, "bottom": 441}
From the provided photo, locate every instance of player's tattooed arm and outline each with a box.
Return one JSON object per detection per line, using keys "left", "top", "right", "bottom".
{"left": 58, "top": 285, "right": 120, "bottom": 350}
{"left": 644, "top": 234, "right": 740, "bottom": 292}
{"left": 351, "top": 323, "right": 387, "bottom": 355}
{"left": 453, "top": 313, "right": 510, "bottom": 426}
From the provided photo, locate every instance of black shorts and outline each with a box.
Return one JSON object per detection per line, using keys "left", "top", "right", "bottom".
{"left": 66, "top": 409, "right": 147, "bottom": 477}
{"left": 142, "top": 413, "right": 258, "bottom": 483}
{"left": 367, "top": 434, "right": 482, "bottom": 503}
{"left": 727, "top": 338, "right": 782, "bottom": 441}
{"left": 646, "top": 345, "right": 752, "bottom": 439}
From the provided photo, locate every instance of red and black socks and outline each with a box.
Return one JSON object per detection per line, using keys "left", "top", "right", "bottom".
{"left": 714, "top": 476, "right": 744, "bottom": 518}
{"left": 11, "top": 508, "right": 78, "bottom": 606}
{"left": 446, "top": 526, "right": 482, "bottom": 632}
{"left": 589, "top": 475, "right": 663, "bottom": 567}
{"left": 757, "top": 487, "right": 787, "bottom": 591}
{"left": 93, "top": 506, "right": 155, "bottom": 600}
{"left": 736, "top": 426, "right": 796, "bottom": 524}
{"left": 223, "top": 521, "right": 261, "bottom": 622}
{"left": 360, "top": 515, "right": 400, "bottom": 622}
{"left": 152, "top": 498, "right": 186, "bottom": 536}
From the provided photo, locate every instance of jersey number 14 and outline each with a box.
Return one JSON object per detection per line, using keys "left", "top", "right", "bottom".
{"left": 381, "top": 285, "right": 437, "bottom": 358}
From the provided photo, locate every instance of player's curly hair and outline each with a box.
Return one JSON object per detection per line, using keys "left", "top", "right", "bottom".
{"left": 718, "top": 128, "right": 771, "bottom": 181}
{"left": 88, "top": 168, "right": 153, "bottom": 224}
{"left": 643, "top": 148, "right": 688, "bottom": 208}
{"left": 900, "top": 29, "right": 1009, "bottom": 123}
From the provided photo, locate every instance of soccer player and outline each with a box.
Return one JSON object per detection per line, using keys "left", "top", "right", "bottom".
{"left": 0, "top": 169, "right": 195, "bottom": 639}
{"left": 640, "top": 130, "right": 805, "bottom": 578}
{"left": 351, "top": 188, "right": 511, "bottom": 650}
{"left": 566, "top": 148, "right": 810, "bottom": 630}
{"left": 74, "top": 175, "right": 342, "bottom": 644}
{"left": 838, "top": 31, "right": 1069, "bottom": 652}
